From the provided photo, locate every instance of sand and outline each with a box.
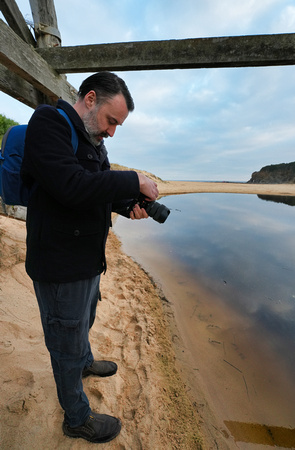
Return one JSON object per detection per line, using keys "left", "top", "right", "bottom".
{"left": 0, "top": 214, "right": 201, "bottom": 449}
{"left": 0, "top": 181, "right": 294, "bottom": 449}
{"left": 157, "top": 180, "right": 295, "bottom": 197}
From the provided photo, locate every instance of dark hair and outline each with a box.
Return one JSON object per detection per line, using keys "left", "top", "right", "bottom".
{"left": 78, "top": 71, "right": 134, "bottom": 112}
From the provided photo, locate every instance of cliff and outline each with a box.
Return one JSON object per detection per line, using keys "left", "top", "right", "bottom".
{"left": 248, "top": 162, "right": 295, "bottom": 184}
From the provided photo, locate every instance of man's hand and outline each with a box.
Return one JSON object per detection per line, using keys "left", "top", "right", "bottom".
{"left": 130, "top": 203, "right": 149, "bottom": 220}
{"left": 137, "top": 173, "right": 159, "bottom": 201}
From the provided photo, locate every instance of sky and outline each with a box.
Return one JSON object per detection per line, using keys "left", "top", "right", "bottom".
{"left": 1, "top": 0, "right": 295, "bottom": 181}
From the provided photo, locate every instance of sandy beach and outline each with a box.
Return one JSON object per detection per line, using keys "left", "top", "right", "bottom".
{"left": 157, "top": 179, "right": 295, "bottom": 197}
{"left": 1, "top": 181, "right": 294, "bottom": 449}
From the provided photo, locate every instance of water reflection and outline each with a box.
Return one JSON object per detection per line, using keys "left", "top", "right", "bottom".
{"left": 114, "top": 193, "right": 295, "bottom": 441}
{"left": 115, "top": 193, "right": 295, "bottom": 368}
{"left": 258, "top": 195, "right": 295, "bottom": 206}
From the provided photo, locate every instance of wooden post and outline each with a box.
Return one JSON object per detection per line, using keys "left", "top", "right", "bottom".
{"left": 29, "top": 0, "right": 61, "bottom": 48}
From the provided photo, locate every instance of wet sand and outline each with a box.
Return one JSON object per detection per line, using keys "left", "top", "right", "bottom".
{"left": 144, "top": 261, "right": 295, "bottom": 449}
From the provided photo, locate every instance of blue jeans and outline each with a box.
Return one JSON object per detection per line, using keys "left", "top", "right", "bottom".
{"left": 34, "top": 275, "right": 101, "bottom": 427}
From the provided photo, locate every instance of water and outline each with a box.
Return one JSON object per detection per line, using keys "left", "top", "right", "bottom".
{"left": 114, "top": 193, "right": 295, "bottom": 447}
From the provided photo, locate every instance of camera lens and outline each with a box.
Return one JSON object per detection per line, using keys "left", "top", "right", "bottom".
{"left": 145, "top": 201, "right": 170, "bottom": 224}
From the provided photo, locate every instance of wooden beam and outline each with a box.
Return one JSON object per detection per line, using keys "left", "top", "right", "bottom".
{"left": 29, "top": 0, "right": 61, "bottom": 48}
{"left": 36, "top": 33, "right": 295, "bottom": 73}
{"left": 0, "top": 0, "right": 36, "bottom": 46}
{"left": 0, "top": 19, "right": 77, "bottom": 104}
{"left": 0, "top": 63, "right": 55, "bottom": 108}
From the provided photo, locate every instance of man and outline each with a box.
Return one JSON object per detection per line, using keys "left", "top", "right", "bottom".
{"left": 21, "top": 72, "right": 158, "bottom": 443}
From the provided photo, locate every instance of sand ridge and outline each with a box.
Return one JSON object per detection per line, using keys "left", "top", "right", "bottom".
{"left": 157, "top": 180, "right": 295, "bottom": 197}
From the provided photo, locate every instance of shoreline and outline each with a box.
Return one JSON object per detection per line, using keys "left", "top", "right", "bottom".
{"left": 2, "top": 181, "right": 295, "bottom": 222}
{"left": 114, "top": 180, "right": 295, "bottom": 449}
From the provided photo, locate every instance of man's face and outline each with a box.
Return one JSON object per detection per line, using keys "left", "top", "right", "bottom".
{"left": 83, "top": 93, "right": 129, "bottom": 145}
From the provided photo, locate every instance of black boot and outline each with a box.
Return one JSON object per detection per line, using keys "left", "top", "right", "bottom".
{"left": 82, "top": 360, "right": 117, "bottom": 378}
{"left": 63, "top": 412, "right": 121, "bottom": 443}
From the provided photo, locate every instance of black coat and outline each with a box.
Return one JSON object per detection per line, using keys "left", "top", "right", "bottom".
{"left": 21, "top": 99, "right": 139, "bottom": 282}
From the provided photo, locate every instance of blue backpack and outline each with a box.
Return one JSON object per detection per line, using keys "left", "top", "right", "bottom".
{"left": 0, "top": 109, "right": 78, "bottom": 207}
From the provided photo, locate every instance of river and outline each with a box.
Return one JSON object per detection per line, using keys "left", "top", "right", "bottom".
{"left": 114, "top": 192, "right": 295, "bottom": 448}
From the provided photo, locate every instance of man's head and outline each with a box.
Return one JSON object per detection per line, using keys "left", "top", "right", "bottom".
{"left": 74, "top": 72, "right": 134, "bottom": 145}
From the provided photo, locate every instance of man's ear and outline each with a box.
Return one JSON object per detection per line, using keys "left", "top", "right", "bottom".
{"left": 84, "top": 90, "right": 97, "bottom": 108}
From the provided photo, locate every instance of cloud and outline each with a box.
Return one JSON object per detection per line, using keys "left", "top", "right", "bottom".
{"left": 1, "top": 0, "right": 294, "bottom": 182}
{"left": 276, "top": 5, "right": 295, "bottom": 32}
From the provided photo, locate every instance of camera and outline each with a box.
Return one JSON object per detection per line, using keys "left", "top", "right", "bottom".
{"left": 129, "top": 194, "right": 170, "bottom": 224}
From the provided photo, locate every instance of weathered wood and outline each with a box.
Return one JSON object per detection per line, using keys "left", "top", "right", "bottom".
{"left": 36, "top": 33, "right": 295, "bottom": 73}
{"left": 1, "top": 1, "right": 294, "bottom": 113}
{"left": 0, "top": 19, "right": 77, "bottom": 104}
{"left": 29, "top": 0, "right": 61, "bottom": 48}
{"left": 0, "top": 0, "right": 36, "bottom": 46}
{"left": 0, "top": 63, "right": 54, "bottom": 108}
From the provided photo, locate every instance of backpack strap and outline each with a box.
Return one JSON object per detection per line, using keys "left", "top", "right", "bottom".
{"left": 57, "top": 108, "right": 78, "bottom": 153}
{"left": 26, "top": 110, "right": 78, "bottom": 206}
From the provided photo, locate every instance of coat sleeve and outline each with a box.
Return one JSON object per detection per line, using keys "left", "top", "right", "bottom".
{"left": 23, "top": 105, "right": 140, "bottom": 210}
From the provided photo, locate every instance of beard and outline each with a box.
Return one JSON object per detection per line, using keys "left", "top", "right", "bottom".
{"left": 83, "top": 107, "right": 107, "bottom": 145}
